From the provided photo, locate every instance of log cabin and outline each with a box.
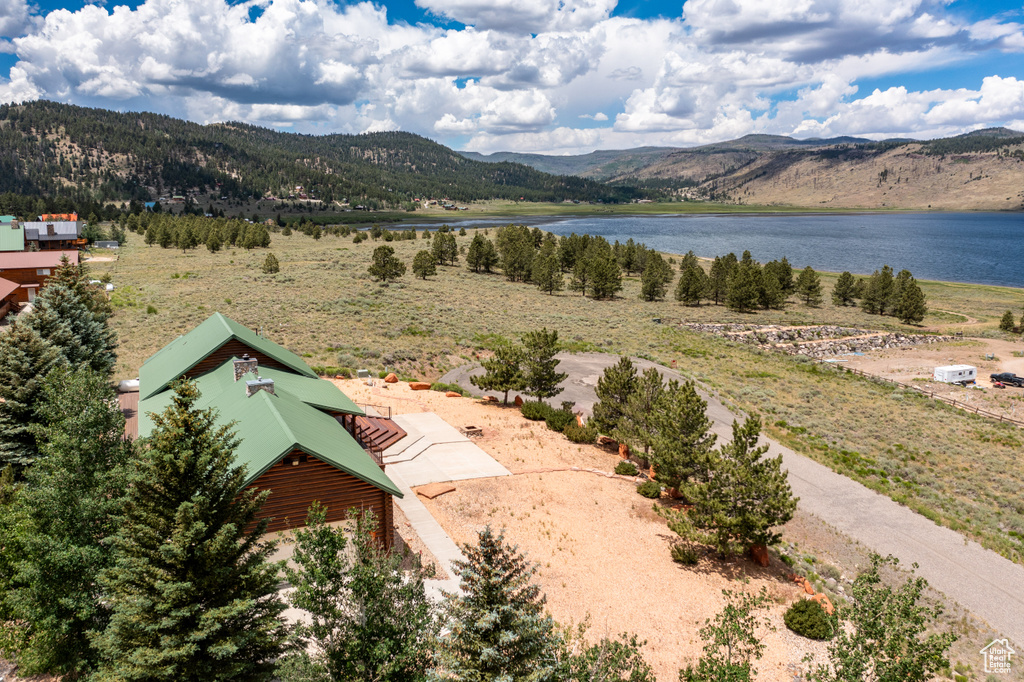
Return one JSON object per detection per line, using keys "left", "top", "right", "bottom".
{"left": 0, "top": 250, "right": 80, "bottom": 304}
{"left": 135, "top": 312, "right": 403, "bottom": 545}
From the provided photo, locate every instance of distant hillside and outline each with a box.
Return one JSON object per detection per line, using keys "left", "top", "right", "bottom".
{"left": 464, "top": 129, "right": 1024, "bottom": 210}
{"left": 460, "top": 147, "right": 679, "bottom": 181}
{"left": 0, "top": 101, "right": 644, "bottom": 207}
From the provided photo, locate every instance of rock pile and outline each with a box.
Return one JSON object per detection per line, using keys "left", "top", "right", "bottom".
{"left": 683, "top": 323, "right": 955, "bottom": 358}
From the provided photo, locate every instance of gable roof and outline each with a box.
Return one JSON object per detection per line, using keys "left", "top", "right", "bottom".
{"left": 0, "top": 277, "right": 18, "bottom": 299}
{"left": 138, "top": 363, "right": 397, "bottom": 497}
{"left": 0, "top": 223, "right": 24, "bottom": 252}
{"left": 139, "top": 312, "right": 317, "bottom": 400}
{"left": 0, "top": 250, "right": 79, "bottom": 270}
{"left": 22, "top": 222, "right": 81, "bottom": 241}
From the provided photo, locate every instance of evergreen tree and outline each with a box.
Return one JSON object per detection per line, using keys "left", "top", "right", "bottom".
{"left": 648, "top": 380, "right": 717, "bottom": 492}
{"left": 891, "top": 269, "right": 927, "bottom": 325}
{"left": 413, "top": 250, "right": 437, "bottom": 279}
{"left": 707, "top": 256, "right": 730, "bottom": 305}
{"left": 49, "top": 256, "right": 111, "bottom": 319}
{"left": 568, "top": 257, "right": 591, "bottom": 296}
{"left": 726, "top": 261, "right": 762, "bottom": 312}
{"left": 520, "top": 328, "right": 567, "bottom": 400}
{"left": 680, "top": 589, "right": 774, "bottom": 682}
{"left": 764, "top": 258, "right": 795, "bottom": 296}
{"left": 7, "top": 367, "right": 132, "bottom": 677}
{"left": 832, "top": 271, "right": 858, "bottom": 306}
{"left": 861, "top": 265, "right": 895, "bottom": 315}
{"left": 999, "top": 310, "right": 1016, "bottom": 331}
{"left": 261, "top": 252, "right": 279, "bottom": 274}
{"left": 432, "top": 232, "right": 458, "bottom": 266}
{"left": 531, "top": 242, "right": 563, "bottom": 295}
{"left": 496, "top": 224, "right": 536, "bottom": 282}
{"left": 470, "top": 340, "right": 526, "bottom": 406}
{"left": 1019, "top": 309, "right": 1024, "bottom": 332}
{"left": 144, "top": 224, "right": 156, "bottom": 246}
{"left": 591, "top": 357, "right": 638, "bottom": 436}
{"left": 94, "top": 380, "right": 288, "bottom": 680}
{"left": 282, "top": 504, "right": 437, "bottom": 682}
{"left": 588, "top": 255, "right": 623, "bottom": 300}
{"left": 0, "top": 466, "right": 27, "bottom": 659}
{"left": 613, "top": 367, "right": 665, "bottom": 460}
{"left": 759, "top": 267, "right": 786, "bottom": 310}
{"left": 0, "top": 322, "right": 62, "bottom": 466}
{"left": 466, "top": 234, "right": 498, "bottom": 273}
{"left": 368, "top": 245, "right": 407, "bottom": 283}
{"left": 26, "top": 281, "right": 117, "bottom": 375}
{"left": 205, "top": 229, "right": 222, "bottom": 253}
{"left": 675, "top": 262, "right": 709, "bottom": 306}
{"left": 809, "top": 554, "right": 956, "bottom": 682}
{"left": 431, "top": 526, "right": 558, "bottom": 682}
{"left": 795, "top": 266, "right": 823, "bottom": 307}
{"left": 667, "top": 417, "right": 797, "bottom": 557}
{"left": 639, "top": 252, "right": 672, "bottom": 302}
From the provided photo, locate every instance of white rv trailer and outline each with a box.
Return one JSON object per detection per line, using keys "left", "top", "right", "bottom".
{"left": 933, "top": 365, "right": 977, "bottom": 384}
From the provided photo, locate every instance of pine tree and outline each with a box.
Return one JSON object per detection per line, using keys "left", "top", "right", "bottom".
{"left": 26, "top": 281, "right": 117, "bottom": 375}
{"left": 466, "top": 234, "right": 495, "bottom": 273}
{"left": 640, "top": 253, "right": 672, "bottom": 301}
{"left": 591, "top": 357, "right": 638, "bottom": 436}
{"left": 588, "top": 255, "right": 622, "bottom": 300}
{"left": 891, "top": 270, "right": 927, "bottom": 325}
{"left": 675, "top": 262, "right": 709, "bottom": 305}
{"left": 7, "top": 367, "right": 132, "bottom": 676}
{"left": 521, "top": 328, "right": 567, "bottom": 400}
{"left": 94, "top": 380, "right": 288, "bottom": 680}
{"left": 1000, "top": 310, "right": 1016, "bottom": 331}
{"left": 413, "top": 250, "right": 437, "bottom": 279}
{"left": 431, "top": 526, "right": 558, "bottom": 682}
{"left": 726, "top": 261, "right": 762, "bottom": 312}
{"left": 759, "top": 268, "right": 786, "bottom": 310}
{"left": 0, "top": 322, "right": 63, "bottom": 467}
{"left": 368, "top": 245, "right": 407, "bottom": 283}
{"left": 1019, "top": 309, "right": 1024, "bottom": 332}
{"left": 613, "top": 367, "right": 665, "bottom": 460}
{"left": 832, "top": 271, "right": 857, "bottom": 306}
{"left": 470, "top": 340, "right": 526, "bottom": 405}
{"left": 531, "top": 242, "right": 563, "bottom": 295}
{"left": 795, "top": 266, "right": 823, "bottom": 307}
{"left": 861, "top": 265, "right": 894, "bottom": 315}
{"left": 261, "top": 252, "right": 279, "bottom": 274}
{"left": 282, "top": 504, "right": 437, "bottom": 682}
{"left": 707, "top": 256, "right": 730, "bottom": 305}
{"left": 670, "top": 417, "right": 797, "bottom": 557}
{"left": 648, "top": 380, "right": 717, "bottom": 492}
{"left": 205, "top": 229, "right": 222, "bottom": 253}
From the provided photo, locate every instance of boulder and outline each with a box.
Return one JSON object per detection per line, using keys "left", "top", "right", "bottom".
{"left": 483, "top": 396, "right": 499, "bottom": 403}
{"left": 445, "top": 391, "right": 462, "bottom": 398}
{"left": 618, "top": 442, "right": 630, "bottom": 459}
{"left": 804, "top": 579, "right": 815, "bottom": 595}
{"left": 384, "top": 373, "right": 398, "bottom": 383}
{"left": 514, "top": 395, "right": 524, "bottom": 407}
{"left": 576, "top": 413, "right": 585, "bottom": 427}
{"left": 749, "top": 543, "right": 770, "bottom": 567}
{"left": 811, "top": 593, "right": 835, "bottom": 615}
{"left": 409, "top": 382, "right": 431, "bottom": 391}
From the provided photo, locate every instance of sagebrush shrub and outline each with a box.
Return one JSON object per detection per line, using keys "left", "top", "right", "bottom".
{"left": 520, "top": 400, "right": 554, "bottom": 421}
{"left": 637, "top": 480, "right": 661, "bottom": 498}
{"left": 545, "top": 409, "right": 575, "bottom": 433}
{"left": 783, "top": 599, "right": 835, "bottom": 640}
{"left": 614, "top": 460, "right": 639, "bottom": 476}
{"left": 563, "top": 421, "right": 596, "bottom": 444}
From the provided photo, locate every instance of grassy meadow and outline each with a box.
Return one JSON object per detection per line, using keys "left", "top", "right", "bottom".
{"left": 90, "top": 226, "right": 1024, "bottom": 564}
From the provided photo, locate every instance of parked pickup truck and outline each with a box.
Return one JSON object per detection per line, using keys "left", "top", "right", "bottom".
{"left": 990, "top": 372, "right": 1024, "bottom": 387}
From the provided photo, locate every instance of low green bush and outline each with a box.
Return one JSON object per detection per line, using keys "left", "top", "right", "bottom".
{"left": 562, "top": 421, "right": 597, "bottom": 444}
{"left": 521, "top": 400, "right": 555, "bottom": 421}
{"left": 783, "top": 599, "right": 835, "bottom": 640}
{"left": 430, "top": 382, "right": 468, "bottom": 396}
{"left": 146, "top": 305, "right": 157, "bottom": 315}
{"left": 637, "top": 480, "right": 661, "bottom": 499}
{"left": 614, "top": 461, "right": 639, "bottom": 476}
{"left": 545, "top": 409, "right": 575, "bottom": 433}
{"left": 310, "top": 366, "right": 353, "bottom": 378}
{"left": 670, "top": 543, "right": 700, "bottom": 565}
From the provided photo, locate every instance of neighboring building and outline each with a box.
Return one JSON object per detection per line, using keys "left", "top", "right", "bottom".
{"left": 40, "top": 213, "right": 78, "bottom": 221}
{"left": 0, "top": 250, "right": 79, "bottom": 304}
{"left": 22, "top": 221, "right": 86, "bottom": 251}
{"left": 134, "top": 312, "right": 404, "bottom": 540}
{"left": 0, "top": 221, "right": 24, "bottom": 252}
{"left": 0, "top": 277, "right": 18, "bottom": 320}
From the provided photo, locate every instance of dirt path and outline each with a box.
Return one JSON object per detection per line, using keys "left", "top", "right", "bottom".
{"left": 443, "top": 353, "right": 1024, "bottom": 646}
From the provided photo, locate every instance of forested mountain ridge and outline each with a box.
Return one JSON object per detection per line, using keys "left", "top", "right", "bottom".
{"left": 0, "top": 101, "right": 644, "bottom": 207}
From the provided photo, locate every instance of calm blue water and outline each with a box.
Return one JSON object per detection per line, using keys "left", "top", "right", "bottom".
{"left": 412, "top": 212, "right": 1024, "bottom": 288}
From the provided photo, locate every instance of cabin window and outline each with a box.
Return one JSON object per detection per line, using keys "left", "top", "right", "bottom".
{"left": 36, "top": 268, "right": 50, "bottom": 276}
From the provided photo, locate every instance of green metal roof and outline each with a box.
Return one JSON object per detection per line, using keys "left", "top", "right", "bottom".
{"left": 138, "top": 367, "right": 398, "bottom": 497}
{"left": 139, "top": 312, "right": 317, "bottom": 400}
{"left": 0, "top": 223, "right": 24, "bottom": 252}
{"left": 0, "top": 216, "right": 15, "bottom": 223}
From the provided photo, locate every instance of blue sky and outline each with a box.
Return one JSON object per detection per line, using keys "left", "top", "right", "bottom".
{"left": 1, "top": 0, "right": 1022, "bottom": 154}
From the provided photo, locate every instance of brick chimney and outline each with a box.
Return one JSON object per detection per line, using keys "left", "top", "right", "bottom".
{"left": 233, "top": 354, "right": 258, "bottom": 381}
{"left": 245, "top": 376, "right": 275, "bottom": 397}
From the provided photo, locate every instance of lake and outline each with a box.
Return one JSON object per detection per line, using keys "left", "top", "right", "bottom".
{"left": 415, "top": 212, "right": 1024, "bottom": 288}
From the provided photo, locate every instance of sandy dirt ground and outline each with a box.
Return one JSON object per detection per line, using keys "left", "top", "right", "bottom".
{"left": 334, "top": 378, "right": 832, "bottom": 681}
{"left": 837, "top": 337, "right": 1024, "bottom": 420}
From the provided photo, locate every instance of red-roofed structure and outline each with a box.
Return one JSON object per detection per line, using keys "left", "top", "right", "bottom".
{"left": 0, "top": 250, "right": 79, "bottom": 304}
{"left": 0, "top": 276, "right": 18, "bottom": 320}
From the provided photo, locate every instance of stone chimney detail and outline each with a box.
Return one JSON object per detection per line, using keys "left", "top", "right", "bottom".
{"left": 246, "top": 376, "right": 275, "bottom": 397}
{"left": 233, "top": 354, "right": 258, "bottom": 381}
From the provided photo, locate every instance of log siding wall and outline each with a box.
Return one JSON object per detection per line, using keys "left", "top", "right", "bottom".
{"left": 185, "top": 339, "right": 293, "bottom": 380}
{"left": 246, "top": 449, "right": 392, "bottom": 546}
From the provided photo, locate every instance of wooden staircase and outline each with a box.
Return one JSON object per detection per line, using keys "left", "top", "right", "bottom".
{"left": 354, "top": 415, "right": 407, "bottom": 465}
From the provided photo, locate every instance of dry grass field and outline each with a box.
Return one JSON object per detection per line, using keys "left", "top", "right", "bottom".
{"left": 89, "top": 226, "right": 1024, "bottom": 565}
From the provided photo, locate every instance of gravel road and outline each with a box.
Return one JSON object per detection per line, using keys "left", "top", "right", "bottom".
{"left": 442, "top": 352, "right": 1024, "bottom": 645}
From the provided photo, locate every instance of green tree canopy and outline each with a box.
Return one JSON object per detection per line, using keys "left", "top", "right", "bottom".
{"left": 471, "top": 340, "right": 526, "bottom": 406}
{"left": 0, "top": 322, "right": 62, "bottom": 467}
{"left": 640, "top": 252, "right": 673, "bottom": 302}
{"left": 520, "top": 328, "right": 567, "bottom": 400}
{"left": 368, "top": 244, "right": 407, "bottom": 282}
{"left": 680, "top": 588, "right": 774, "bottom": 682}
{"left": 613, "top": 367, "right": 665, "bottom": 459}
{"left": 591, "top": 357, "right": 638, "bottom": 436}
{"left": 648, "top": 380, "right": 717, "bottom": 492}
{"left": 795, "top": 266, "right": 823, "bottom": 307}
{"left": 891, "top": 269, "right": 927, "bottom": 324}
{"left": 413, "top": 249, "right": 437, "bottom": 279}
{"left": 832, "top": 271, "right": 858, "bottom": 306}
